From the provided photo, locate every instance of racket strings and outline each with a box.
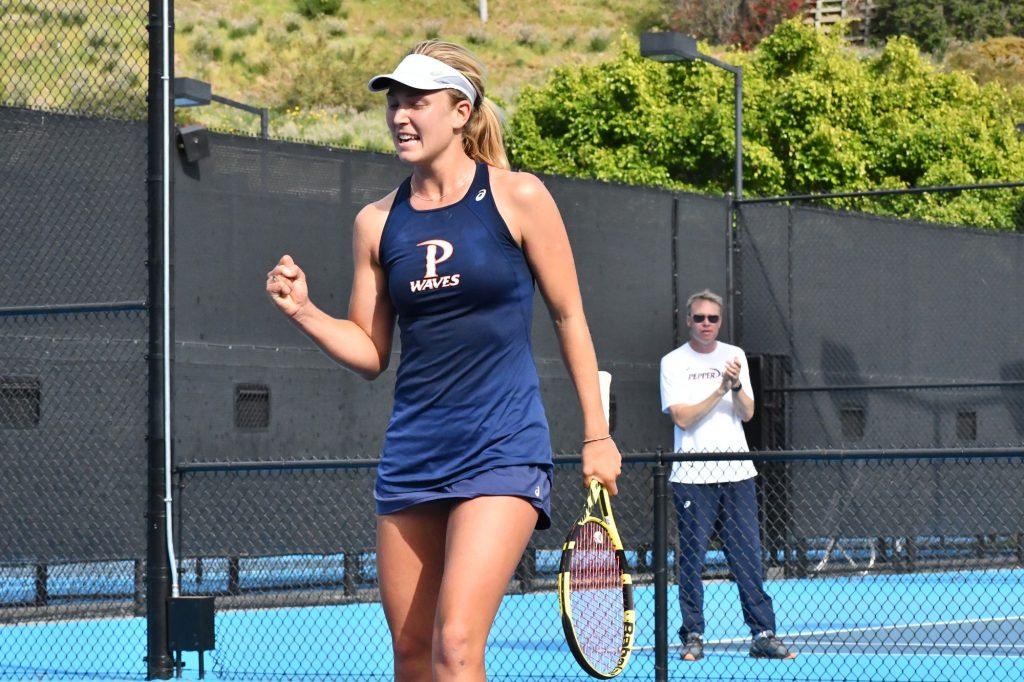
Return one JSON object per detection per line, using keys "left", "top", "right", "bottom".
{"left": 569, "top": 520, "right": 625, "bottom": 673}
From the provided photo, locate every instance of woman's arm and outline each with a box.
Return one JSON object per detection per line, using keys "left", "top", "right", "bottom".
{"left": 492, "top": 170, "right": 622, "bottom": 494}
{"left": 266, "top": 200, "right": 395, "bottom": 380}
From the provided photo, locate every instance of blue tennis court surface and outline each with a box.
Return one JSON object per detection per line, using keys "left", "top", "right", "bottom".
{"left": 2, "top": 569, "right": 1023, "bottom": 680}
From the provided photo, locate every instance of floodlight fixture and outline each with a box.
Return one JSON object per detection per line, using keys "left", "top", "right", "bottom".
{"left": 639, "top": 32, "right": 700, "bottom": 63}
{"left": 173, "top": 78, "right": 211, "bottom": 108}
{"left": 173, "top": 77, "right": 269, "bottom": 139}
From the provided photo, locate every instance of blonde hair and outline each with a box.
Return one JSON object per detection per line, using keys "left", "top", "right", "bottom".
{"left": 410, "top": 40, "right": 509, "bottom": 170}
{"left": 687, "top": 289, "right": 724, "bottom": 314}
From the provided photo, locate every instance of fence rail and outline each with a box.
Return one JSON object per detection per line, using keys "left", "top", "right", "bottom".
{"left": 8, "top": 451, "right": 1022, "bottom": 679}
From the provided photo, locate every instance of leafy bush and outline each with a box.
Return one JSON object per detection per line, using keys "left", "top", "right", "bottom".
{"left": 734, "top": 0, "right": 804, "bottom": 48}
{"left": 667, "top": 0, "right": 803, "bottom": 48}
{"left": 281, "top": 37, "right": 390, "bottom": 112}
{"left": 322, "top": 16, "right": 347, "bottom": 37}
{"left": 586, "top": 29, "right": 611, "bottom": 52}
{"left": 466, "top": 27, "right": 489, "bottom": 45}
{"left": 188, "top": 25, "right": 222, "bottom": 61}
{"left": 424, "top": 19, "right": 444, "bottom": 40}
{"left": 509, "top": 20, "right": 1024, "bottom": 229}
{"left": 945, "top": 37, "right": 1024, "bottom": 91}
{"left": 84, "top": 25, "right": 110, "bottom": 49}
{"left": 264, "top": 23, "right": 290, "bottom": 46}
{"left": 872, "top": 0, "right": 1024, "bottom": 54}
{"left": 515, "top": 24, "right": 538, "bottom": 47}
{"left": 227, "top": 17, "right": 261, "bottom": 40}
{"left": 293, "top": 0, "right": 343, "bottom": 19}
{"left": 56, "top": 9, "right": 88, "bottom": 27}
{"left": 282, "top": 12, "right": 304, "bottom": 32}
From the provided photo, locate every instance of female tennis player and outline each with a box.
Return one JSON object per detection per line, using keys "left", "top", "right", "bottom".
{"left": 266, "top": 40, "right": 620, "bottom": 681}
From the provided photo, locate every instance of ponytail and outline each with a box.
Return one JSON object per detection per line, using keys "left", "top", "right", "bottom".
{"left": 463, "top": 97, "right": 508, "bottom": 169}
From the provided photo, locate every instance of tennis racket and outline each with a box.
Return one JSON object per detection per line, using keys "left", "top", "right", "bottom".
{"left": 558, "top": 372, "right": 634, "bottom": 679}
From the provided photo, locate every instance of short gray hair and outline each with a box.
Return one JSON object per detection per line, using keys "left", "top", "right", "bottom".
{"left": 686, "top": 289, "right": 723, "bottom": 314}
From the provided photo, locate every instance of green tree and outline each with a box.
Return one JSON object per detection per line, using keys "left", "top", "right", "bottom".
{"left": 872, "top": 0, "right": 1024, "bottom": 54}
{"left": 508, "top": 20, "right": 1024, "bottom": 229}
{"left": 666, "top": 0, "right": 804, "bottom": 48}
{"left": 945, "top": 36, "right": 1024, "bottom": 93}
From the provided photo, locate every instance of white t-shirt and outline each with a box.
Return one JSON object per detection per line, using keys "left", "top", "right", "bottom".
{"left": 660, "top": 341, "right": 757, "bottom": 484}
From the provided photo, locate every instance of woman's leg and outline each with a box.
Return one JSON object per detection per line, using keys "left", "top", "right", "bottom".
{"left": 377, "top": 501, "right": 452, "bottom": 682}
{"left": 432, "top": 496, "right": 539, "bottom": 681}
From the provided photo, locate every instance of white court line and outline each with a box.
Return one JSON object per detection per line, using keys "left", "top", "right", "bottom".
{"left": 706, "top": 649, "right": 1024, "bottom": 660}
{"left": 782, "top": 642, "right": 1024, "bottom": 650}
{"left": 630, "top": 614, "right": 1024, "bottom": 654}
{"left": 630, "top": 644, "right": 1024, "bottom": 659}
{"left": 706, "top": 614, "right": 1024, "bottom": 646}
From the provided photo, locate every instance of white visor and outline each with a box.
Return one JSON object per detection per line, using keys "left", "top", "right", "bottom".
{"left": 368, "top": 53, "right": 478, "bottom": 106}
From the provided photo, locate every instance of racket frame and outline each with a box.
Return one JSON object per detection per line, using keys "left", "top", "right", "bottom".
{"left": 557, "top": 479, "right": 635, "bottom": 679}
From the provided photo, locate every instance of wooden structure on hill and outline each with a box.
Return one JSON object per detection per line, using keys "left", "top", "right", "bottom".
{"left": 805, "top": 0, "right": 877, "bottom": 43}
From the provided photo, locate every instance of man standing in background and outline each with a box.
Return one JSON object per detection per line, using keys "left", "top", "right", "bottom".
{"left": 660, "top": 290, "right": 795, "bottom": 662}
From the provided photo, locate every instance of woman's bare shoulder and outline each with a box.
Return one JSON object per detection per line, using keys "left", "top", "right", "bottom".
{"left": 355, "top": 188, "right": 399, "bottom": 230}
{"left": 353, "top": 188, "right": 401, "bottom": 262}
{"left": 488, "top": 167, "right": 551, "bottom": 208}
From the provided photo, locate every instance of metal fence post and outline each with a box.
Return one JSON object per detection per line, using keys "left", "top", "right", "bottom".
{"left": 653, "top": 454, "right": 670, "bottom": 682}
{"left": 725, "top": 193, "right": 736, "bottom": 344}
{"left": 34, "top": 564, "right": 48, "bottom": 607}
{"left": 146, "top": 0, "right": 173, "bottom": 676}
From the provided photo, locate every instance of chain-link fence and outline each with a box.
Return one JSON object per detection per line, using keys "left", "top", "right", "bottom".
{"left": 158, "top": 452, "right": 1024, "bottom": 680}
{"left": 3, "top": 2, "right": 1024, "bottom": 679}
{"left": 661, "top": 451, "right": 1024, "bottom": 681}
{"left": 0, "top": 0, "right": 150, "bottom": 678}
{"left": 736, "top": 201, "right": 1024, "bottom": 453}
{"left": 170, "top": 460, "right": 658, "bottom": 680}
{"left": 0, "top": 0, "right": 147, "bottom": 119}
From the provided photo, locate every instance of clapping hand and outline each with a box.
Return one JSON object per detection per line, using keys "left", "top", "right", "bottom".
{"left": 722, "top": 357, "right": 742, "bottom": 391}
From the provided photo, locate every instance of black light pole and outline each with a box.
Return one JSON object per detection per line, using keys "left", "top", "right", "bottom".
{"left": 641, "top": 32, "right": 743, "bottom": 200}
{"left": 652, "top": 457, "right": 670, "bottom": 682}
{"left": 641, "top": 31, "right": 744, "bottom": 339}
{"left": 213, "top": 93, "right": 270, "bottom": 139}
{"left": 146, "top": 0, "right": 174, "bottom": 677}
{"left": 174, "top": 77, "right": 270, "bottom": 139}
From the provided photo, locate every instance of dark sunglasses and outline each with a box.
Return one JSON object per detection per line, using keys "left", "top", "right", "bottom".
{"left": 691, "top": 314, "right": 720, "bottom": 323}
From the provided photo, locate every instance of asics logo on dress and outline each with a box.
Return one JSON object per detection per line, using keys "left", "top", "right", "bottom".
{"left": 475, "top": 189, "right": 487, "bottom": 201}
{"left": 411, "top": 239, "right": 461, "bottom": 292}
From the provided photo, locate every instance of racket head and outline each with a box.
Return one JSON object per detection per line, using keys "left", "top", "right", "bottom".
{"left": 558, "top": 481, "right": 635, "bottom": 679}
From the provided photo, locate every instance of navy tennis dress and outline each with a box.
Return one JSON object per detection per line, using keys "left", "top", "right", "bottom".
{"left": 375, "top": 162, "right": 554, "bottom": 528}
